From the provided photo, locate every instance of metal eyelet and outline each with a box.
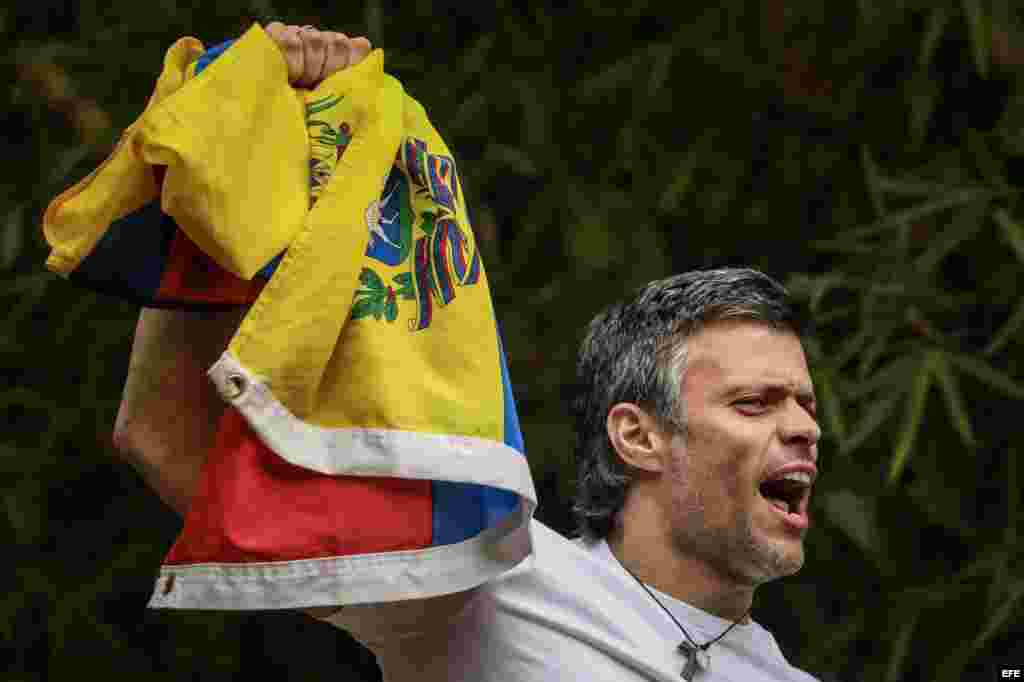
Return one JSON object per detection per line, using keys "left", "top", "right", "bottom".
{"left": 224, "top": 373, "right": 247, "bottom": 399}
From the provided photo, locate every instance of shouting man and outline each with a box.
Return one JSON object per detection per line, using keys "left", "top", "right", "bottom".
{"left": 113, "top": 24, "right": 822, "bottom": 682}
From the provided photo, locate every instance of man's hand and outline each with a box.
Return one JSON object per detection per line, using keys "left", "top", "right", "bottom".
{"left": 265, "top": 22, "right": 373, "bottom": 88}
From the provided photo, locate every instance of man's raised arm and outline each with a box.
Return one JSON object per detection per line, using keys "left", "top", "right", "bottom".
{"left": 109, "top": 27, "right": 479, "bottom": 681}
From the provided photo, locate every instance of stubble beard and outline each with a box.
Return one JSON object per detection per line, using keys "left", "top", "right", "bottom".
{"left": 670, "top": 483, "right": 805, "bottom": 588}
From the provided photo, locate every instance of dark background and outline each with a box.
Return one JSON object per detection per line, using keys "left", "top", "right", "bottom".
{"left": 4, "top": 1, "right": 1024, "bottom": 680}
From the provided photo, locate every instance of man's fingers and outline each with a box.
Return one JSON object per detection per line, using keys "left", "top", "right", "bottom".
{"left": 321, "top": 32, "right": 352, "bottom": 82}
{"left": 349, "top": 36, "right": 373, "bottom": 66}
{"left": 265, "top": 22, "right": 305, "bottom": 84}
{"left": 266, "top": 23, "right": 374, "bottom": 86}
{"left": 297, "top": 26, "right": 328, "bottom": 88}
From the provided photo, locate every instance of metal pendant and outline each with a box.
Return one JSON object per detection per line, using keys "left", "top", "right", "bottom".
{"left": 677, "top": 642, "right": 710, "bottom": 680}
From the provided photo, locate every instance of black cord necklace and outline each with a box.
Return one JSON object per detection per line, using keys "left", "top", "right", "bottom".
{"left": 616, "top": 559, "right": 751, "bottom": 680}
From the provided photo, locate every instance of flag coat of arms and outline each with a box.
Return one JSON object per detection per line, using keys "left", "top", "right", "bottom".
{"left": 42, "top": 25, "right": 537, "bottom": 610}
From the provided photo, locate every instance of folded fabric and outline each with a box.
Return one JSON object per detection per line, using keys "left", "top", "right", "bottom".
{"left": 42, "top": 24, "right": 536, "bottom": 609}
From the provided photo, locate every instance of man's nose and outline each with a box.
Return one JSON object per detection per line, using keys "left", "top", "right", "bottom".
{"left": 779, "top": 399, "right": 821, "bottom": 449}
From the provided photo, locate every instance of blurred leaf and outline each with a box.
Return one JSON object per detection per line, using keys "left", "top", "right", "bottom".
{"left": 861, "top": 144, "right": 886, "bottom": 217}
{"left": 913, "top": 197, "right": 989, "bottom": 273}
{"left": 949, "top": 352, "right": 1024, "bottom": 399}
{"left": 986, "top": 296, "right": 1024, "bottom": 355}
{"left": 813, "top": 187, "right": 992, "bottom": 251}
{"left": 840, "top": 391, "right": 902, "bottom": 456}
{"left": 364, "top": 0, "right": 382, "bottom": 42}
{"left": 510, "top": 78, "right": 549, "bottom": 151}
{"left": 823, "top": 489, "right": 879, "bottom": 556}
{"left": 461, "top": 34, "right": 494, "bottom": 77}
{"left": 450, "top": 91, "right": 487, "bottom": 133}
{"left": 962, "top": 0, "right": 990, "bottom": 78}
{"left": 576, "top": 48, "right": 652, "bottom": 97}
{"left": 647, "top": 42, "right": 676, "bottom": 97}
{"left": 919, "top": 6, "right": 950, "bottom": 70}
{"left": 965, "top": 128, "right": 1009, "bottom": 189}
{"left": 1006, "top": 445, "right": 1019, "bottom": 546}
{"left": 931, "top": 352, "right": 976, "bottom": 447}
{"left": 484, "top": 143, "right": 538, "bottom": 176}
{"left": 884, "top": 602, "right": 920, "bottom": 682}
{"left": 816, "top": 367, "right": 846, "bottom": 441}
{"left": 875, "top": 177, "right": 963, "bottom": 196}
{"left": 888, "top": 351, "right": 935, "bottom": 485}
{"left": 831, "top": 327, "right": 870, "bottom": 370}
{"left": 909, "top": 70, "right": 940, "bottom": 144}
{"left": 0, "top": 204, "right": 24, "bottom": 270}
{"left": 567, "top": 188, "right": 613, "bottom": 269}
{"left": 970, "top": 579, "right": 1024, "bottom": 658}
{"left": 993, "top": 207, "right": 1024, "bottom": 264}
{"left": 843, "top": 354, "right": 917, "bottom": 401}
{"left": 657, "top": 140, "right": 702, "bottom": 213}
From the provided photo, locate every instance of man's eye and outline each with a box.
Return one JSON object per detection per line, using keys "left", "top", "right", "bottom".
{"left": 734, "top": 398, "right": 767, "bottom": 412}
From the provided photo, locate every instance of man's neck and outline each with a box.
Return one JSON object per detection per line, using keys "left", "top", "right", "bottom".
{"left": 607, "top": 525, "right": 755, "bottom": 624}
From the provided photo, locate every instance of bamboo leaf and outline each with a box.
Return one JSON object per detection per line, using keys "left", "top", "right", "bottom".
{"left": 965, "top": 128, "right": 1010, "bottom": 189}
{"left": 861, "top": 145, "right": 886, "bottom": 217}
{"left": 888, "top": 351, "right": 936, "bottom": 485}
{"left": 986, "top": 296, "right": 1024, "bottom": 355}
{"left": 364, "top": 0, "right": 382, "bottom": 43}
{"left": 817, "top": 188, "right": 992, "bottom": 248}
{"left": 970, "top": 579, "right": 1024, "bottom": 654}
{"left": 658, "top": 132, "right": 709, "bottom": 213}
{"left": 909, "top": 70, "right": 940, "bottom": 143}
{"left": 932, "top": 352, "right": 977, "bottom": 447}
{"left": 843, "top": 354, "right": 917, "bottom": 401}
{"left": 832, "top": 327, "right": 871, "bottom": 370}
{"left": 461, "top": 34, "right": 494, "bottom": 76}
{"left": 816, "top": 368, "right": 846, "bottom": 441}
{"left": 993, "top": 208, "right": 1024, "bottom": 264}
{"left": 485, "top": 143, "right": 539, "bottom": 176}
{"left": 647, "top": 43, "right": 676, "bottom": 97}
{"left": 885, "top": 603, "right": 921, "bottom": 682}
{"left": 949, "top": 352, "right": 1024, "bottom": 399}
{"left": 875, "top": 177, "right": 967, "bottom": 196}
{"left": 0, "top": 205, "right": 24, "bottom": 270}
{"left": 1006, "top": 444, "right": 1018, "bottom": 546}
{"left": 576, "top": 45, "right": 660, "bottom": 97}
{"left": 840, "top": 391, "right": 902, "bottom": 456}
{"left": 823, "top": 490, "right": 878, "bottom": 555}
{"left": 919, "top": 6, "right": 950, "bottom": 70}
{"left": 913, "top": 197, "right": 989, "bottom": 273}
{"left": 962, "top": 0, "right": 990, "bottom": 78}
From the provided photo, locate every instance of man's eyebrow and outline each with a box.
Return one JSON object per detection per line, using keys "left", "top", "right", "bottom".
{"left": 720, "top": 382, "right": 817, "bottom": 403}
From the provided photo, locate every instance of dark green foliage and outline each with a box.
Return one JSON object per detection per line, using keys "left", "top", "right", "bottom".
{"left": 4, "top": 1, "right": 1024, "bottom": 679}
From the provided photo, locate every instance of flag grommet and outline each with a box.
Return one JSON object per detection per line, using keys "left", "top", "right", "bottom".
{"left": 224, "top": 374, "right": 247, "bottom": 399}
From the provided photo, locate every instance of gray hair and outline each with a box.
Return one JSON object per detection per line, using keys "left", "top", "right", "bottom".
{"left": 569, "top": 268, "right": 806, "bottom": 542}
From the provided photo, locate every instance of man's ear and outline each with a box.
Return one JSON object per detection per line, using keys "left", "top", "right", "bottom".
{"left": 606, "top": 403, "right": 671, "bottom": 474}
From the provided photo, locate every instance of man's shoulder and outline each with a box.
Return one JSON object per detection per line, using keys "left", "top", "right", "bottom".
{"left": 488, "top": 519, "right": 594, "bottom": 587}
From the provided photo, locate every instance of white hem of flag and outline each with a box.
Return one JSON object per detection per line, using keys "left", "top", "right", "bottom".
{"left": 146, "top": 351, "right": 537, "bottom": 610}
{"left": 148, "top": 503, "right": 533, "bottom": 609}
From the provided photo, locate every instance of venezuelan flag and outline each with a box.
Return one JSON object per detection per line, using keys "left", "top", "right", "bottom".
{"left": 42, "top": 25, "right": 536, "bottom": 609}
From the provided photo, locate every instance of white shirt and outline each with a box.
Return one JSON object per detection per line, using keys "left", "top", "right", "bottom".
{"left": 370, "top": 520, "right": 820, "bottom": 681}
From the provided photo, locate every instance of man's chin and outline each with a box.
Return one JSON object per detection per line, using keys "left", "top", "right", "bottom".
{"left": 748, "top": 526, "right": 805, "bottom": 582}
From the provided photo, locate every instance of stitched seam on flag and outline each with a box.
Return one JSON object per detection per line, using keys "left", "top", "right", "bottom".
{"left": 147, "top": 512, "right": 533, "bottom": 609}
{"left": 207, "top": 351, "right": 537, "bottom": 505}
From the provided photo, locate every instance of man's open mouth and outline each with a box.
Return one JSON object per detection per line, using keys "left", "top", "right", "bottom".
{"left": 758, "top": 470, "right": 812, "bottom": 521}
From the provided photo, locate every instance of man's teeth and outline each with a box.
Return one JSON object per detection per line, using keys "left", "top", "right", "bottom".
{"left": 778, "top": 471, "right": 811, "bottom": 485}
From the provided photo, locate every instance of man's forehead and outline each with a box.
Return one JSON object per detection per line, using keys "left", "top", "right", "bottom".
{"left": 682, "top": 320, "right": 813, "bottom": 395}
